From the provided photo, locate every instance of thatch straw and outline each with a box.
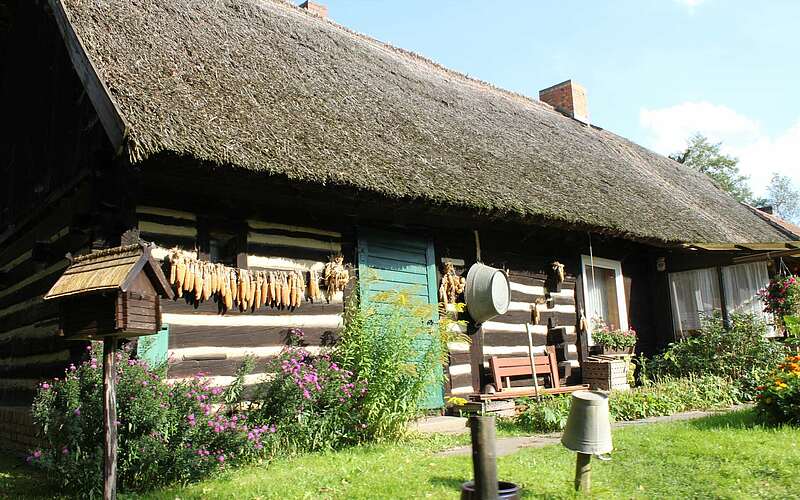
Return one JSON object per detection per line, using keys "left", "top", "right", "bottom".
{"left": 44, "top": 246, "right": 143, "bottom": 299}
{"left": 60, "top": 0, "right": 790, "bottom": 245}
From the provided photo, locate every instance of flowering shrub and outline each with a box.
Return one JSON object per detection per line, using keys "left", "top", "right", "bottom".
{"left": 648, "top": 313, "right": 789, "bottom": 399}
{"left": 758, "top": 275, "right": 800, "bottom": 330}
{"left": 249, "top": 330, "right": 368, "bottom": 451}
{"left": 249, "top": 289, "right": 447, "bottom": 450}
{"left": 756, "top": 354, "right": 800, "bottom": 425}
{"left": 29, "top": 343, "right": 270, "bottom": 495}
{"left": 592, "top": 323, "right": 637, "bottom": 352}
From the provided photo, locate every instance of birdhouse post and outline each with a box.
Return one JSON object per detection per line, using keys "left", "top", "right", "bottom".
{"left": 44, "top": 244, "right": 173, "bottom": 500}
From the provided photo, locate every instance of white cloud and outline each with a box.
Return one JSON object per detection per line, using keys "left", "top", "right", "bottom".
{"left": 673, "top": 0, "right": 706, "bottom": 14}
{"left": 639, "top": 101, "right": 800, "bottom": 196}
{"left": 673, "top": 0, "right": 706, "bottom": 8}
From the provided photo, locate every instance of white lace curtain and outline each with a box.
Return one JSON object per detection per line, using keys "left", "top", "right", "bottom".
{"left": 721, "top": 261, "right": 772, "bottom": 332}
{"left": 668, "top": 268, "right": 721, "bottom": 336}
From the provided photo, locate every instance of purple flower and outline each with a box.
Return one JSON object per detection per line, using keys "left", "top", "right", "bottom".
{"left": 217, "top": 454, "right": 225, "bottom": 463}
{"left": 62, "top": 447, "right": 69, "bottom": 455}
{"left": 74, "top": 408, "right": 81, "bottom": 416}
{"left": 40, "top": 382, "right": 50, "bottom": 390}
{"left": 33, "top": 450, "right": 42, "bottom": 459}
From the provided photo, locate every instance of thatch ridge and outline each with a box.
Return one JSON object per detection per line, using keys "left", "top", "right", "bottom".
{"left": 59, "top": 0, "right": 789, "bottom": 245}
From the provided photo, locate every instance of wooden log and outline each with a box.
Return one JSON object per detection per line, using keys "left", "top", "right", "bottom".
{"left": 575, "top": 452, "right": 591, "bottom": 492}
{"left": 103, "top": 336, "right": 118, "bottom": 500}
{"left": 469, "top": 415, "right": 498, "bottom": 500}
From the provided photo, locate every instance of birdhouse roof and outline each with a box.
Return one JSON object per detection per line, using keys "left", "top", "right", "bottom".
{"left": 44, "top": 244, "right": 173, "bottom": 300}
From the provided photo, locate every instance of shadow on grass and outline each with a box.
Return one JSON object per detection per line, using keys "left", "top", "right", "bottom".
{"left": 688, "top": 408, "right": 759, "bottom": 430}
{"left": 0, "top": 452, "right": 56, "bottom": 499}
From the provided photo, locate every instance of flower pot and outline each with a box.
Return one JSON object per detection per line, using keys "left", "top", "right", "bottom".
{"left": 590, "top": 345, "right": 635, "bottom": 356}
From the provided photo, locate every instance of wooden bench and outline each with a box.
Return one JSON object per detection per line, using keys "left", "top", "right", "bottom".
{"left": 475, "top": 346, "right": 588, "bottom": 400}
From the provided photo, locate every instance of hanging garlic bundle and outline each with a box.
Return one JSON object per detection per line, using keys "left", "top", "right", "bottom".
{"left": 439, "top": 262, "right": 466, "bottom": 306}
{"left": 323, "top": 254, "right": 349, "bottom": 303}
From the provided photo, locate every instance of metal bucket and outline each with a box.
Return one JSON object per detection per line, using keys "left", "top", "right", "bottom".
{"left": 460, "top": 481, "right": 520, "bottom": 500}
{"left": 465, "top": 263, "right": 510, "bottom": 324}
{"left": 561, "top": 390, "right": 613, "bottom": 455}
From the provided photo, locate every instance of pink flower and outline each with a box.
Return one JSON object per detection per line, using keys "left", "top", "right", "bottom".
{"left": 33, "top": 450, "right": 42, "bottom": 459}
{"left": 74, "top": 408, "right": 81, "bottom": 416}
{"left": 217, "top": 454, "right": 225, "bottom": 463}
{"left": 40, "top": 382, "right": 50, "bottom": 390}
{"left": 62, "top": 447, "right": 69, "bottom": 455}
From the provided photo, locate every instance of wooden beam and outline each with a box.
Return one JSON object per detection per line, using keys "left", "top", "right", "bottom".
{"left": 687, "top": 243, "right": 739, "bottom": 251}
{"left": 731, "top": 248, "right": 800, "bottom": 264}
{"left": 735, "top": 243, "right": 793, "bottom": 251}
{"left": 48, "top": 0, "right": 127, "bottom": 153}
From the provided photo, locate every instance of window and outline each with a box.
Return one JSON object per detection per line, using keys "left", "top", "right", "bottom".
{"left": 581, "top": 256, "right": 628, "bottom": 343}
{"left": 668, "top": 268, "right": 721, "bottom": 337}
{"left": 722, "top": 262, "right": 773, "bottom": 334}
{"left": 668, "top": 261, "right": 772, "bottom": 338}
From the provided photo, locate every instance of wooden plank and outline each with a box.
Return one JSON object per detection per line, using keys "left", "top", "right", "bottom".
{"left": 363, "top": 244, "right": 428, "bottom": 265}
{"left": 168, "top": 325, "right": 335, "bottom": 349}
{"left": 361, "top": 256, "right": 428, "bottom": 275}
{"left": 48, "top": 0, "right": 126, "bottom": 152}
{"left": 369, "top": 268, "right": 429, "bottom": 285}
{"left": 474, "top": 384, "right": 590, "bottom": 400}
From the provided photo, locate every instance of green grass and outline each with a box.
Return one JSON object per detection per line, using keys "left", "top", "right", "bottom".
{"left": 3, "top": 410, "right": 799, "bottom": 499}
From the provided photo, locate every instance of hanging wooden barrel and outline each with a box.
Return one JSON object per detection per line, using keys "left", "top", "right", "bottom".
{"left": 464, "top": 263, "right": 510, "bottom": 324}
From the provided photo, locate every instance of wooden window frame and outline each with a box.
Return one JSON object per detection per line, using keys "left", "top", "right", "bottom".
{"left": 580, "top": 255, "right": 629, "bottom": 344}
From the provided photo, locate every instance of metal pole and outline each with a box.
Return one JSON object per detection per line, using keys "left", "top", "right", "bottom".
{"left": 470, "top": 415, "right": 498, "bottom": 499}
{"left": 575, "top": 452, "right": 592, "bottom": 493}
{"left": 103, "top": 336, "right": 118, "bottom": 500}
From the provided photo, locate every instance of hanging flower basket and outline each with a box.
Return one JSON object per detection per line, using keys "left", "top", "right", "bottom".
{"left": 758, "top": 275, "right": 800, "bottom": 333}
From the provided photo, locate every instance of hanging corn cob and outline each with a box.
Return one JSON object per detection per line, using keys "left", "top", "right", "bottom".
{"left": 201, "top": 264, "right": 212, "bottom": 301}
{"left": 260, "top": 272, "right": 269, "bottom": 307}
{"left": 281, "top": 272, "right": 291, "bottom": 310}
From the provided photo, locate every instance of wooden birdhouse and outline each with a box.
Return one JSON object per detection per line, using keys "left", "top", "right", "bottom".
{"left": 44, "top": 243, "right": 173, "bottom": 339}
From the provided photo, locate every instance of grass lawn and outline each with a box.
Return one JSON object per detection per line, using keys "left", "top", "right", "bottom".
{"left": 2, "top": 410, "right": 798, "bottom": 499}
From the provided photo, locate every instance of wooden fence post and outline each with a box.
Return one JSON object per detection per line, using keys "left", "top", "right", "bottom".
{"left": 103, "top": 336, "right": 118, "bottom": 500}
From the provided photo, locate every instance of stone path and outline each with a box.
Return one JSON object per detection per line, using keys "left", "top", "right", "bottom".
{"left": 434, "top": 405, "right": 750, "bottom": 457}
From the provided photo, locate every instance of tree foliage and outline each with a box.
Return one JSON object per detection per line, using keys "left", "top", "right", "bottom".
{"left": 670, "top": 133, "right": 754, "bottom": 203}
{"left": 764, "top": 172, "right": 800, "bottom": 223}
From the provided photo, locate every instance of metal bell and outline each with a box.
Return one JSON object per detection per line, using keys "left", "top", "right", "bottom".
{"left": 561, "top": 390, "right": 613, "bottom": 455}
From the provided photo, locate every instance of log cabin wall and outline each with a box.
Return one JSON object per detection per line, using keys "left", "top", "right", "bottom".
{"left": 0, "top": 1, "right": 113, "bottom": 428}
{"left": 135, "top": 206, "right": 352, "bottom": 389}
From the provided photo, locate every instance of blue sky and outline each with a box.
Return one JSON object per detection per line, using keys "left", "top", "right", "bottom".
{"left": 315, "top": 0, "right": 800, "bottom": 196}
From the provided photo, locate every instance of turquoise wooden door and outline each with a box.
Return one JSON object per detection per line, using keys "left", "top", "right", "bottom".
{"left": 357, "top": 230, "right": 443, "bottom": 409}
{"left": 137, "top": 324, "right": 169, "bottom": 369}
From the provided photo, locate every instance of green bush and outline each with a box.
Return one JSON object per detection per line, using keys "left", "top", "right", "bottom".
{"left": 514, "top": 375, "right": 739, "bottom": 433}
{"left": 248, "top": 330, "right": 368, "bottom": 451}
{"left": 248, "top": 289, "right": 451, "bottom": 450}
{"left": 29, "top": 344, "right": 269, "bottom": 495}
{"left": 648, "top": 313, "right": 788, "bottom": 399}
{"left": 756, "top": 354, "right": 800, "bottom": 425}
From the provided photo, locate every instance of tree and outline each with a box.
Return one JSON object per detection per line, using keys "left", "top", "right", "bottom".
{"left": 764, "top": 172, "right": 800, "bottom": 223}
{"left": 670, "top": 133, "right": 754, "bottom": 203}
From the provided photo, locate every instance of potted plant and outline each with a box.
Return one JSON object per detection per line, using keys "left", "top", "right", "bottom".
{"left": 590, "top": 317, "right": 636, "bottom": 355}
{"left": 758, "top": 274, "right": 800, "bottom": 335}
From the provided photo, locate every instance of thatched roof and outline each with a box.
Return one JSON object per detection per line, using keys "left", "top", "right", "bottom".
{"left": 44, "top": 244, "right": 172, "bottom": 300}
{"left": 56, "top": 0, "right": 791, "bottom": 245}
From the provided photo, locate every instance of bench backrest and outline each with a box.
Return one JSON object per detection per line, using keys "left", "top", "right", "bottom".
{"left": 490, "top": 345, "right": 560, "bottom": 391}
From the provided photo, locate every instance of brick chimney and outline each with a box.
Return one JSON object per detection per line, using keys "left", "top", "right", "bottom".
{"left": 539, "top": 80, "right": 589, "bottom": 123}
{"left": 299, "top": 1, "right": 328, "bottom": 18}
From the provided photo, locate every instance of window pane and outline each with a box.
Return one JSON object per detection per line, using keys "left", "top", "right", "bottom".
{"left": 586, "top": 265, "right": 621, "bottom": 330}
{"left": 668, "top": 267, "right": 721, "bottom": 337}
{"left": 721, "top": 262, "right": 773, "bottom": 334}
